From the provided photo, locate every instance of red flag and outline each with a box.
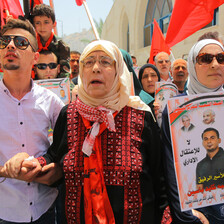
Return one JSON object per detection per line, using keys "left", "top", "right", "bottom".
{"left": 30, "top": 0, "right": 43, "bottom": 8}
{"left": 149, "top": 19, "right": 170, "bottom": 64}
{"left": 165, "top": 0, "right": 224, "bottom": 47}
{"left": 75, "top": 0, "right": 85, "bottom": 6}
{"left": 0, "top": 0, "right": 24, "bottom": 27}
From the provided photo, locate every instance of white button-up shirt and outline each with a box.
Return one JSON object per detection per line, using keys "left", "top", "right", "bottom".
{"left": 0, "top": 80, "right": 64, "bottom": 222}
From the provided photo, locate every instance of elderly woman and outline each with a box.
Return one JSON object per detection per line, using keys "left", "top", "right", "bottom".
{"left": 162, "top": 39, "right": 224, "bottom": 224}
{"left": 5, "top": 40, "right": 167, "bottom": 224}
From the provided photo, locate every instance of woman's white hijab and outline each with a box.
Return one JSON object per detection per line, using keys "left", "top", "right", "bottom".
{"left": 187, "top": 39, "right": 224, "bottom": 95}
{"left": 78, "top": 40, "right": 151, "bottom": 113}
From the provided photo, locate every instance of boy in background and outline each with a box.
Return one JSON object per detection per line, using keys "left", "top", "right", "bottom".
{"left": 31, "top": 4, "right": 70, "bottom": 78}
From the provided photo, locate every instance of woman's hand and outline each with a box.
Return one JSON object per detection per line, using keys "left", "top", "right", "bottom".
{"left": 34, "top": 163, "right": 63, "bottom": 185}
{"left": 192, "top": 209, "right": 209, "bottom": 224}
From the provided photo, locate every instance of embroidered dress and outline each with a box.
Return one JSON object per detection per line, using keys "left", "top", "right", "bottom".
{"left": 38, "top": 101, "right": 167, "bottom": 224}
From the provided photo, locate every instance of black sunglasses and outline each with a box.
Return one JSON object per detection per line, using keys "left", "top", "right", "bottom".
{"left": 36, "top": 63, "right": 58, "bottom": 70}
{"left": 0, "top": 35, "right": 35, "bottom": 52}
{"left": 196, "top": 52, "right": 224, "bottom": 65}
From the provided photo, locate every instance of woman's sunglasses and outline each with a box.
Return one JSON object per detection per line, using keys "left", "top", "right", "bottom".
{"left": 0, "top": 35, "right": 35, "bottom": 52}
{"left": 36, "top": 63, "right": 58, "bottom": 70}
{"left": 196, "top": 52, "right": 224, "bottom": 65}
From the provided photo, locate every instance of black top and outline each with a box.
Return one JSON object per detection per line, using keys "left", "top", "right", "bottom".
{"left": 42, "top": 104, "right": 168, "bottom": 224}
{"left": 196, "top": 147, "right": 224, "bottom": 188}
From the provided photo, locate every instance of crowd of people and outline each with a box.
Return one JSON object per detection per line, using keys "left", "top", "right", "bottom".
{"left": 0, "top": 3, "right": 224, "bottom": 224}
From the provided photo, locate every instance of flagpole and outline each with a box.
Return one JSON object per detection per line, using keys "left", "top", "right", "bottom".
{"left": 82, "top": 1, "right": 100, "bottom": 40}
{"left": 49, "top": 0, "right": 58, "bottom": 36}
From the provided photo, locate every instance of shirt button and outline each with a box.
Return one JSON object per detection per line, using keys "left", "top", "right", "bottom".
{"left": 30, "top": 202, "right": 32, "bottom": 205}
{"left": 20, "top": 122, "right": 23, "bottom": 125}
{"left": 4, "top": 90, "right": 6, "bottom": 92}
{"left": 27, "top": 183, "right": 30, "bottom": 186}
{"left": 22, "top": 144, "right": 25, "bottom": 147}
{"left": 18, "top": 103, "right": 20, "bottom": 106}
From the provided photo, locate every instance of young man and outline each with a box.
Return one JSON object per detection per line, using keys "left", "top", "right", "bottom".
{"left": 31, "top": 4, "right": 70, "bottom": 77}
{"left": 69, "top": 50, "right": 80, "bottom": 81}
{"left": 0, "top": 18, "right": 64, "bottom": 223}
{"left": 196, "top": 128, "right": 224, "bottom": 189}
{"left": 35, "top": 50, "right": 60, "bottom": 80}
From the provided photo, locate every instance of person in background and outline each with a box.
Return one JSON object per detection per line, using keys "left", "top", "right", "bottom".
{"left": 131, "top": 55, "right": 140, "bottom": 77}
{"left": 154, "top": 52, "right": 172, "bottom": 82}
{"left": 0, "top": 18, "right": 64, "bottom": 224}
{"left": 31, "top": 4, "right": 70, "bottom": 78}
{"left": 198, "top": 31, "right": 223, "bottom": 45}
{"left": 171, "top": 58, "right": 188, "bottom": 94}
{"left": 138, "top": 63, "right": 160, "bottom": 98}
{"left": 5, "top": 39, "right": 168, "bottom": 224}
{"left": 162, "top": 39, "right": 224, "bottom": 224}
{"left": 35, "top": 50, "right": 60, "bottom": 80}
{"left": 70, "top": 50, "right": 81, "bottom": 83}
{"left": 131, "top": 55, "right": 137, "bottom": 67}
{"left": 138, "top": 64, "right": 161, "bottom": 114}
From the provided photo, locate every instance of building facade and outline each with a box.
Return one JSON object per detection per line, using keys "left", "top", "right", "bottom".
{"left": 101, "top": 0, "right": 224, "bottom": 66}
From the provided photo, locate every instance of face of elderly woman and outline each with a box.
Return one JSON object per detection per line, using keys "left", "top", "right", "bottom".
{"left": 195, "top": 44, "right": 224, "bottom": 88}
{"left": 82, "top": 51, "right": 116, "bottom": 98}
{"left": 141, "top": 67, "right": 158, "bottom": 94}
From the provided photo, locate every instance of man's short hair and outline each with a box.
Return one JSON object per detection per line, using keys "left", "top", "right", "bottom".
{"left": 70, "top": 51, "right": 81, "bottom": 55}
{"left": 39, "top": 50, "right": 58, "bottom": 63}
{"left": 154, "top": 52, "right": 170, "bottom": 63}
{"left": 1, "top": 18, "right": 38, "bottom": 52}
{"left": 198, "top": 31, "right": 220, "bottom": 42}
{"left": 32, "top": 4, "right": 55, "bottom": 23}
{"left": 182, "top": 115, "right": 190, "bottom": 122}
{"left": 201, "top": 127, "right": 220, "bottom": 139}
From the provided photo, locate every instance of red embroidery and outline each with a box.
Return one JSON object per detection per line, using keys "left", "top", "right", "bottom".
{"left": 64, "top": 102, "right": 145, "bottom": 224}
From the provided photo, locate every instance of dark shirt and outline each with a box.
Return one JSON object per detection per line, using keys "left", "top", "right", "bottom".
{"left": 196, "top": 147, "right": 224, "bottom": 188}
{"left": 40, "top": 104, "right": 168, "bottom": 224}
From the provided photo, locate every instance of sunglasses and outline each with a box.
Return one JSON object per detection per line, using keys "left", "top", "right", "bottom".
{"left": 36, "top": 63, "right": 58, "bottom": 70}
{"left": 196, "top": 53, "right": 224, "bottom": 65}
{"left": 0, "top": 35, "right": 35, "bottom": 51}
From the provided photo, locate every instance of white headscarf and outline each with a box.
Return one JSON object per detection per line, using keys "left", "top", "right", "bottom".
{"left": 78, "top": 40, "right": 152, "bottom": 113}
{"left": 187, "top": 39, "right": 224, "bottom": 95}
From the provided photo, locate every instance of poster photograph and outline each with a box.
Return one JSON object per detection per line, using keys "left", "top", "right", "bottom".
{"left": 35, "top": 77, "right": 71, "bottom": 105}
{"left": 167, "top": 92, "right": 224, "bottom": 211}
{"left": 155, "top": 81, "right": 178, "bottom": 126}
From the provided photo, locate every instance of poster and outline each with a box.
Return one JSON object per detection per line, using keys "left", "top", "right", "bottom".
{"left": 35, "top": 77, "right": 71, "bottom": 105}
{"left": 167, "top": 92, "right": 224, "bottom": 211}
{"left": 155, "top": 81, "right": 178, "bottom": 126}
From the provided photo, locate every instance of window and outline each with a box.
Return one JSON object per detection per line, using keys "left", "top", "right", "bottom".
{"left": 144, "top": 0, "right": 172, "bottom": 47}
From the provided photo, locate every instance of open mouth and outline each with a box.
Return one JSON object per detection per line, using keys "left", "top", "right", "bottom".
{"left": 91, "top": 80, "right": 103, "bottom": 84}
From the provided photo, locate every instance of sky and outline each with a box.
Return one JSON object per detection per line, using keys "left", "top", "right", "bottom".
{"left": 19, "top": 0, "right": 114, "bottom": 37}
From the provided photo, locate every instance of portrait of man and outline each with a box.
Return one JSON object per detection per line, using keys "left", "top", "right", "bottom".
{"left": 181, "top": 115, "right": 195, "bottom": 132}
{"left": 203, "top": 109, "right": 215, "bottom": 125}
{"left": 196, "top": 128, "right": 224, "bottom": 189}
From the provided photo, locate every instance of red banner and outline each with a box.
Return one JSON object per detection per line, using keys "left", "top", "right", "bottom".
{"left": 165, "top": 0, "right": 224, "bottom": 47}
{"left": 75, "top": 0, "right": 85, "bottom": 6}
{"left": 0, "top": 0, "right": 24, "bottom": 27}
{"left": 149, "top": 19, "right": 170, "bottom": 64}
